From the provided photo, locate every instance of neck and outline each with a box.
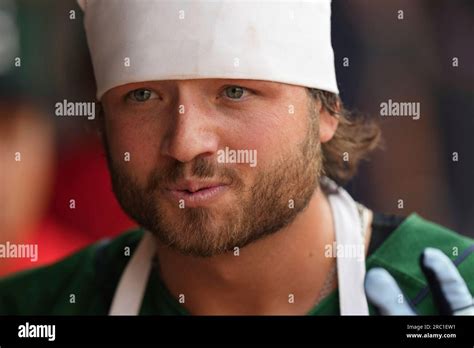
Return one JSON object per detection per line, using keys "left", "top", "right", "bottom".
{"left": 155, "top": 186, "right": 336, "bottom": 315}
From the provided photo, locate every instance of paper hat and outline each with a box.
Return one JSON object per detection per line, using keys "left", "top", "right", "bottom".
{"left": 78, "top": 0, "right": 339, "bottom": 100}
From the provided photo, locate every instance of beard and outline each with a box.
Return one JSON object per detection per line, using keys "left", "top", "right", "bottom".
{"left": 103, "top": 107, "right": 323, "bottom": 257}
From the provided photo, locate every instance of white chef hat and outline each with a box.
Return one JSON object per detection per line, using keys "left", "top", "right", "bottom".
{"left": 78, "top": 0, "right": 339, "bottom": 100}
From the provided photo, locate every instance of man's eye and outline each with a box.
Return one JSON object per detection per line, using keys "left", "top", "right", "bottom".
{"left": 223, "top": 86, "right": 249, "bottom": 100}
{"left": 127, "top": 89, "right": 158, "bottom": 102}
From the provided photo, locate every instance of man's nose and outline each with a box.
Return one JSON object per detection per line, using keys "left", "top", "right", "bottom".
{"left": 160, "top": 99, "right": 220, "bottom": 164}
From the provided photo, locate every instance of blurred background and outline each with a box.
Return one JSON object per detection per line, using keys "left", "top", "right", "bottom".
{"left": 0, "top": 0, "right": 473, "bottom": 276}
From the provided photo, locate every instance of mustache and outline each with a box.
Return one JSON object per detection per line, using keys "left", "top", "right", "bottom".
{"left": 146, "top": 157, "right": 243, "bottom": 193}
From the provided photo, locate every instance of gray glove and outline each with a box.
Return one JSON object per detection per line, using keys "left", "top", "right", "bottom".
{"left": 364, "top": 247, "right": 474, "bottom": 315}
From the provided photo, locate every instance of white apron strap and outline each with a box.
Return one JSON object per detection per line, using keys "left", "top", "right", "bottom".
{"left": 109, "top": 231, "right": 156, "bottom": 315}
{"left": 326, "top": 182, "right": 370, "bottom": 315}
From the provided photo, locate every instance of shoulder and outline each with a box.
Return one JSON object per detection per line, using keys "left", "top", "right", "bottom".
{"left": 369, "top": 213, "right": 474, "bottom": 262}
{"left": 368, "top": 213, "right": 474, "bottom": 314}
{"left": 0, "top": 228, "right": 144, "bottom": 315}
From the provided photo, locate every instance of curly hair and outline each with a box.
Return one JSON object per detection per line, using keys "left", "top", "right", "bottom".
{"left": 308, "top": 88, "right": 382, "bottom": 186}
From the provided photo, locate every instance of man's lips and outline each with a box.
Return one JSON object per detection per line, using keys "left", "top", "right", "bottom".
{"left": 164, "top": 181, "right": 230, "bottom": 207}
{"left": 166, "top": 180, "right": 226, "bottom": 193}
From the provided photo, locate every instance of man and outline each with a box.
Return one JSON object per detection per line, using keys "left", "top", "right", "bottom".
{"left": 0, "top": 0, "right": 473, "bottom": 316}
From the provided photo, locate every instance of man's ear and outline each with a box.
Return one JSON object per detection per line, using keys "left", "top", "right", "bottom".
{"left": 319, "top": 104, "right": 339, "bottom": 144}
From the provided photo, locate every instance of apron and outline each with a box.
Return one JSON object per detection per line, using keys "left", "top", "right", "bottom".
{"left": 109, "top": 177, "right": 370, "bottom": 315}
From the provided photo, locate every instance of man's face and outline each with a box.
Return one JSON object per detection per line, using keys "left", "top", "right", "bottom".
{"left": 101, "top": 79, "right": 326, "bottom": 257}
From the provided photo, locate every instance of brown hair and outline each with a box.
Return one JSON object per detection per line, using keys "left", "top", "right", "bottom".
{"left": 308, "top": 88, "right": 382, "bottom": 186}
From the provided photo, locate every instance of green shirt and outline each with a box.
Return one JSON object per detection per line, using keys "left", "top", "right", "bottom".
{"left": 1, "top": 213, "right": 473, "bottom": 315}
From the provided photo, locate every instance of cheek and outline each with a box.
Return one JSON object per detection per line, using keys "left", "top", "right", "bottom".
{"left": 222, "top": 108, "right": 308, "bottom": 168}
{"left": 105, "top": 116, "right": 162, "bottom": 183}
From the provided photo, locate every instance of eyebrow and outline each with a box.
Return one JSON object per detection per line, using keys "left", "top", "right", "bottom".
{"left": 118, "top": 79, "right": 282, "bottom": 94}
